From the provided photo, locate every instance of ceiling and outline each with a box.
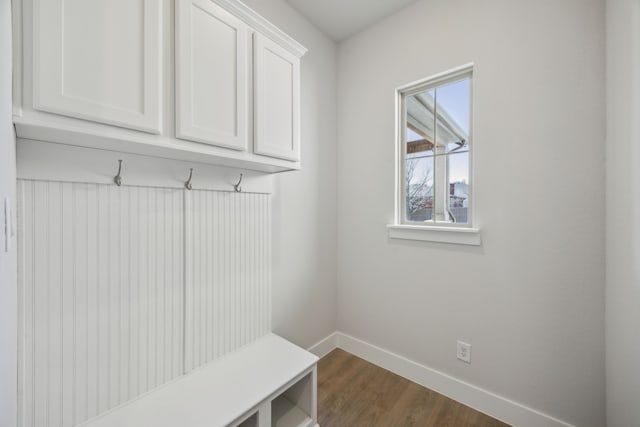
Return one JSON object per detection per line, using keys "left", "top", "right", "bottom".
{"left": 285, "top": 0, "right": 419, "bottom": 42}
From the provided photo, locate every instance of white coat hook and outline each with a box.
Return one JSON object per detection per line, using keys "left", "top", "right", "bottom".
{"left": 185, "top": 168, "right": 194, "bottom": 190}
{"left": 234, "top": 173, "right": 243, "bottom": 193}
{"left": 113, "top": 160, "right": 123, "bottom": 186}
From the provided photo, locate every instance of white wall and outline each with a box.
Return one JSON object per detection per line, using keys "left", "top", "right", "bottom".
{"left": 0, "top": 0, "right": 17, "bottom": 425}
{"left": 240, "top": 0, "right": 339, "bottom": 349}
{"left": 605, "top": 0, "right": 640, "bottom": 425}
{"left": 336, "top": 1, "right": 605, "bottom": 426}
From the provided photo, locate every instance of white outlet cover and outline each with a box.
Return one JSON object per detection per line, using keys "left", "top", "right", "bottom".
{"left": 457, "top": 341, "right": 471, "bottom": 364}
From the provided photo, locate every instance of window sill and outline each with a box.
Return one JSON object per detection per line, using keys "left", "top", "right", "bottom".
{"left": 387, "top": 224, "right": 481, "bottom": 246}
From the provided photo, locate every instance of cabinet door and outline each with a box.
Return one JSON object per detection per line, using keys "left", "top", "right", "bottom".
{"left": 254, "top": 33, "right": 300, "bottom": 162}
{"left": 175, "top": 0, "right": 248, "bottom": 151}
{"left": 33, "top": 0, "right": 162, "bottom": 133}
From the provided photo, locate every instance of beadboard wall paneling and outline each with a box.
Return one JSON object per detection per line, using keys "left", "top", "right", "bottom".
{"left": 184, "top": 190, "right": 271, "bottom": 372}
{"left": 17, "top": 181, "right": 185, "bottom": 427}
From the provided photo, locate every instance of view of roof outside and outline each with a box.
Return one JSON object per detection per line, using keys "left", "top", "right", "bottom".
{"left": 405, "top": 77, "right": 470, "bottom": 224}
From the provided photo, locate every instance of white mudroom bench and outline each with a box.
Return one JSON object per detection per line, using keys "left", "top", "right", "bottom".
{"left": 80, "top": 334, "right": 319, "bottom": 427}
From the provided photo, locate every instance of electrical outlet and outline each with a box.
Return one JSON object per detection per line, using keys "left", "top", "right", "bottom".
{"left": 457, "top": 341, "right": 471, "bottom": 364}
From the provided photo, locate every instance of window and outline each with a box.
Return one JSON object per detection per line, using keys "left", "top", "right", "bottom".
{"left": 389, "top": 64, "right": 480, "bottom": 245}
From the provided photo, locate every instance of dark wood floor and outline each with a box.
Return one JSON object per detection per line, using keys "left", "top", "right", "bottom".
{"left": 317, "top": 349, "right": 511, "bottom": 427}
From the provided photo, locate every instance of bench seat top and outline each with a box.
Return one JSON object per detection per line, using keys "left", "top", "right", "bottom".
{"left": 81, "top": 334, "right": 318, "bottom": 427}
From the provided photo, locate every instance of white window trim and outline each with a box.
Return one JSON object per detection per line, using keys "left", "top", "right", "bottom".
{"left": 389, "top": 63, "right": 481, "bottom": 245}
{"left": 387, "top": 224, "right": 481, "bottom": 246}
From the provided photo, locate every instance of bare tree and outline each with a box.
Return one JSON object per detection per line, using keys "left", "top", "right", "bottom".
{"left": 405, "top": 158, "right": 432, "bottom": 219}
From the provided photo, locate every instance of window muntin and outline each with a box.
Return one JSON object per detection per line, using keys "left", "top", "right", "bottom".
{"left": 399, "top": 66, "right": 472, "bottom": 227}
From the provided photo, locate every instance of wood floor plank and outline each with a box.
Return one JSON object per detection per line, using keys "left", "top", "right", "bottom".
{"left": 317, "top": 349, "right": 511, "bottom": 427}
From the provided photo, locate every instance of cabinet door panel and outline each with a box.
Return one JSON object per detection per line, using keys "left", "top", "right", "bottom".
{"left": 34, "top": 0, "right": 162, "bottom": 133}
{"left": 254, "top": 33, "right": 300, "bottom": 162}
{"left": 176, "top": 0, "right": 248, "bottom": 151}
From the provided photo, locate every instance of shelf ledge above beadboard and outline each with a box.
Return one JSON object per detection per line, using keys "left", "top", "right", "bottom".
{"left": 14, "top": 113, "right": 301, "bottom": 174}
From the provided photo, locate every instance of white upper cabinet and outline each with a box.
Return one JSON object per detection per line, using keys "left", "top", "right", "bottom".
{"left": 176, "top": 0, "right": 248, "bottom": 151}
{"left": 254, "top": 33, "right": 300, "bottom": 162}
{"left": 33, "top": 0, "right": 162, "bottom": 133}
{"left": 14, "top": 0, "right": 306, "bottom": 172}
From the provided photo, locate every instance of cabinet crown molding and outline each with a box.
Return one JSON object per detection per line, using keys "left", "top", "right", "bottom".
{"left": 214, "top": 0, "right": 308, "bottom": 58}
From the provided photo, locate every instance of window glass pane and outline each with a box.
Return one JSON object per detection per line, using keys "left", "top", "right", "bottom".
{"left": 406, "top": 88, "right": 435, "bottom": 154}
{"left": 405, "top": 88, "right": 435, "bottom": 222}
{"left": 432, "top": 77, "right": 470, "bottom": 224}
{"left": 405, "top": 157, "right": 433, "bottom": 222}
{"left": 447, "top": 151, "right": 469, "bottom": 224}
{"left": 433, "top": 78, "right": 470, "bottom": 154}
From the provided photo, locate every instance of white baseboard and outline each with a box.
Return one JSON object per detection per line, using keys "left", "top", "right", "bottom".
{"left": 311, "top": 331, "right": 575, "bottom": 427}
{"left": 306, "top": 332, "right": 338, "bottom": 359}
